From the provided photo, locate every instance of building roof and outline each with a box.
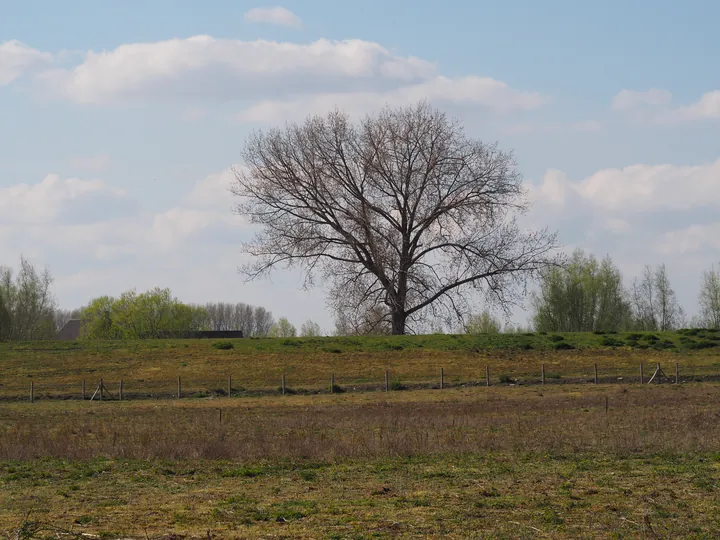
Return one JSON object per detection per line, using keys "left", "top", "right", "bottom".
{"left": 56, "top": 319, "right": 81, "bottom": 340}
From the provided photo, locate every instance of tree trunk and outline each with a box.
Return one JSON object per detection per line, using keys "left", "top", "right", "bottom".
{"left": 391, "top": 311, "right": 406, "bottom": 335}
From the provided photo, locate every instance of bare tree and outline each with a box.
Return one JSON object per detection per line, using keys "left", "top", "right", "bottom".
{"left": 300, "top": 319, "right": 322, "bottom": 337}
{"left": 631, "top": 264, "right": 684, "bottom": 331}
{"left": 699, "top": 264, "right": 720, "bottom": 329}
{"left": 232, "top": 102, "right": 558, "bottom": 335}
{"left": 0, "top": 257, "right": 57, "bottom": 340}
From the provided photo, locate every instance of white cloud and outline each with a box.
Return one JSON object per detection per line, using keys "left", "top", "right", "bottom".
{"left": 0, "top": 174, "right": 126, "bottom": 224}
{"left": 70, "top": 152, "right": 112, "bottom": 172}
{"left": 612, "top": 88, "right": 672, "bottom": 111}
{"left": 244, "top": 6, "right": 302, "bottom": 27}
{"left": 0, "top": 40, "right": 51, "bottom": 85}
{"left": 238, "top": 75, "right": 546, "bottom": 123}
{"left": 613, "top": 88, "right": 720, "bottom": 123}
{"left": 531, "top": 159, "right": 720, "bottom": 213}
{"left": 36, "top": 37, "right": 436, "bottom": 104}
{"left": 504, "top": 119, "right": 601, "bottom": 135}
{"left": 657, "top": 223, "right": 720, "bottom": 255}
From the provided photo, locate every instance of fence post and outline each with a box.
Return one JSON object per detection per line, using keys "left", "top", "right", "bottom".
{"left": 594, "top": 363, "right": 598, "bottom": 384}
{"left": 281, "top": 373, "right": 286, "bottom": 395}
{"left": 82, "top": 380, "right": 86, "bottom": 400}
{"left": 440, "top": 368, "right": 444, "bottom": 390}
{"left": 640, "top": 363, "right": 644, "bottom": 384}
{"left": 119, "top": 380, "right": 123, "bottom": 401}
{"left": 541, "top": 363, "right": 545, "bottom": 385}
{"left": 30, "top": 381, "right": 34, "bottom": 403}
{"left": 177, "top": 376, "right": 181, "bottom": 399}
{"left": 486, "top": 366, "right": 490, "bottom": 387}
{"left": 99, "top": 378, "right": 103, "bottom": 402}
{"left": 605, "top": 396, "right": 609, "bottom": 414}
{"left": 228, "top": 375, "right": 232, "bottom": 398}
{"left": 331, "top": 372, "right": 335, "bottom": 393}
{"left": 675, "top": 362, "right": 679, "bottom": 384}
{"left": 385, "top": 370, "right": 389, "bottom": 392}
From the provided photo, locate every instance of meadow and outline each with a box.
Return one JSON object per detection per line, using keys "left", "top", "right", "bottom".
{"left": 2, "top": 329, "right": 720, "bottom": 400}
{"left": 1, "top": 330, "right": 720, "bottom": 538}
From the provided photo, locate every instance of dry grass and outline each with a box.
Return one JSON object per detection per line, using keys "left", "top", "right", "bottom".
{"left": 2, "top": 335, "right": 720, "bottom": 400}
{"left": 1, "top": 384, "right": 719, "bottom": 538}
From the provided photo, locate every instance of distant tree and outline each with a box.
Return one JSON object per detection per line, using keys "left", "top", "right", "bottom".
{"left": 699, "top": 264, "right": 720, "bottom": 329}
{"left": 532, "top": 250, "right": 631, "bottom": 332}
{"left": 465, "top": 310, "right": 501, "bottom": 334}
{"left": 300, "top": 319, "right": 322, "bottom": 337}
{"left": 233, "top": 102, "right": 558, "bottom": 335}
{"left": 80, "top": 288, "right": 207, "bottom": 339}
{"left": 269, "top": 317, "right": 296, "bottom": 338}
{"left": 630, "top": 264, "right": 684, "bottom": 331}
{"left": 0, "top": 257, "right": 57, "bottom": 340}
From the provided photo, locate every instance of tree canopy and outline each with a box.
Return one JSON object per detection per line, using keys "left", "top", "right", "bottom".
{"left": 233, "top": 102, "right": 558, "bottom": 334}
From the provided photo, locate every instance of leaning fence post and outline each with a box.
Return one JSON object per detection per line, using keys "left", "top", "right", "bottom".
{"left": 440, "top": 368, "right": 444, "bottom": 390}
{"left": 228, "top": 375, "right": 232, "bottom": 398}
{"left": 486, "top": 366, "right": 490, "bottom": 387}
{"left": 30, "top": 381, "right": 34, "bottom": 403}
{"left": 330, "top": 372, "right": 335, "bottom": 393}
{"left": 177, "top": 376, "right": 181, "bottom": 399}
{"left": 385, "top": 370, "right": 389, "bottom": 392}
{"left": 119, "top": 380, "right": 123, "bottom": 401}
{"left": 541, "top": 363, "right": 545, "bottom": 385}
{"left": 99, "top": 378, "right": 103, "bottom": 402}
{"left": 281, "top": 373, "right": 286, "bottom": 395}
{"left": 594, "top": 363, "right": 599, "bottom": 384}
{"left": 640, "top": 363, "right": 644, "bottom": 384}
{"left": 82, "top": 380, "right": 86, "bottom": 400}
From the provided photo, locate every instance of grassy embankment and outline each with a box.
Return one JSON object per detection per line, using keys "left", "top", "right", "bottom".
{"left": 1, "top": 329, "right": 719, "bottom": 400}
{"left": 1, "top": 384, "right": 719, "bottom": 538}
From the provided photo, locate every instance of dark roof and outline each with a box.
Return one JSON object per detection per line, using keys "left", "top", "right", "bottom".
{"left": 56, "top": 319, "right": 81, "bottom": 340}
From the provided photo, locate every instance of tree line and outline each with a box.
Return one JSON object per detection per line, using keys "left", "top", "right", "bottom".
{"left": 0, "top": 256, "right": 320, "bottom": 340}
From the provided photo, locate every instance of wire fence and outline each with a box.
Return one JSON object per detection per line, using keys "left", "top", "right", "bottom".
{"left": 5, "top": 360, "right": 719, "bottom": 403}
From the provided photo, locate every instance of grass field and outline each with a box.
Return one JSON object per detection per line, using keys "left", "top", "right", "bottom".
{"left": 1, "top": 384, "right": 720, "bottom": 538}
{"left": 2, "top": 329, "right": 720, "bottom": 400}
{"left": 2, "top": 331, "right": 720, "bottom": 538}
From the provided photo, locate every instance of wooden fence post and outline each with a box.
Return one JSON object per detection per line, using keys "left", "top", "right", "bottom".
{"left": 228, "top": 375, "right": 232, "bottom": 398}
{"left": 30, "top": 381, "right": 34, "bottom": 403}
{"left": 675, "top": 363, "right": 679, "bottom": 384}
{"left": 281, "top": 373, "right": 286, "bottom": 395}
{"left": 385, "top": 370, "right": 389, "bottom": 392}
{"left": 486, "top": 366, "right": 490, "bottom": 387}
{"left": 331, "top": 372, "right": 335, "bottom": 393}
{"left": 605, "top": 396, "right": 609, "bottom": 414}
{"left": 640, "top": 363, "right": 644, "bottom": 384}
{"left": 82, "top": 380, "right": 86, "bottom": 400}
{"left": 177, "top": 376, "right": 181, "bottom": 399}
{"left": 541, "top": 363, "right": 545, "bottom": 385}
{"left": 440, "top": 368, "right": 444, "bottom": 390}
{"left": 99, "top": 378, "right": 103, "bottom": 402}
{"left": 594, "top": 363, "right": 598, "bottom": 384}
{"left": 119, "top": 380, "right": 123, "bottom": 401}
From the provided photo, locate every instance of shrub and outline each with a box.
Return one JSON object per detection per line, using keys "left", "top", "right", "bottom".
{"left": 593, "top": 330, "right": 606, "bottom": 335}
{"left": 601, "top": 337, "right": 624, "bottom": 347}
{"left": 212, "top": 341, "right": 234, "bottom": 350}
{"left": 626, "top": 333, "right": 644, "bottom": 341}
{"left": 322, "top": 347, "right": 343, "bottom": 354}
{"left": 644, "top": 334, "right": 659, "bottom": 341}
{"left": 554, "top": 342, "right": 575, "bottom": 350}
{"left": 390, "top": 380, "right": 408, "bottom": 391}
{"left": 330, "top": 385, "right": 346, "bottom": 393}
{"left": 549, "top": 335, "right": 565, "bottom": 342}
{"left": 689, "top": 341, "right": 718, "bottom": 350}
{"left": 521, "top": 343, "right": 533, "bottom": 350}
{"left": 498, "top": 374, "right": 515, "bottom": 384}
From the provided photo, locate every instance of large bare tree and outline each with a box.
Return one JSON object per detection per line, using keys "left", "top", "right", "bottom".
{"left": 232, "top": 102, "right": 558, "bottom": 334}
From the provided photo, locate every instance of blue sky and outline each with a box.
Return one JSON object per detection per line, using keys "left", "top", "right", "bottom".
{"left": 1, "top": 1, "right": 720, "bottom": 331}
